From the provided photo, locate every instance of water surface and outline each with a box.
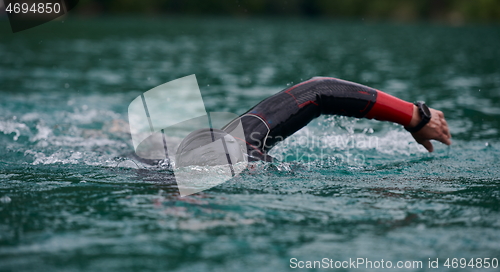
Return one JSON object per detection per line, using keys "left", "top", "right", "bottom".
{"left": 1, "top": 17, "right": 500, "bottom": 271}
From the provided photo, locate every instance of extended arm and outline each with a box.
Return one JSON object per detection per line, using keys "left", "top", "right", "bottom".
{"left": 223, "top": 77, "right": 451, "bottom": 160}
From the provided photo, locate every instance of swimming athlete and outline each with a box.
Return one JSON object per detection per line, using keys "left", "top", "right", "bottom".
{"left": 175, "top": 77, "right": 451, "bottom": 167}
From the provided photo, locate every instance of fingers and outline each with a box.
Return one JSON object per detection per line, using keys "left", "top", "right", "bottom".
{"left": 436, "top": 123, "right": 451, "bottom": 145}
{"left": 437, "top": 133, "right": 451, "bottom": 146}
{"left": 438, "top": 111, "right": 451, "bottom": 137}
{"left": 429, "top": 109, "right": 452, "bottom": 146}
{"left": 442, "top": 119, "right": 451, "bottom": 139}
{"left": 438, "top": 112, "right": 452, "bottom": 145}
{"left": 421, "top": 140, "right": 434, "bottom": 152}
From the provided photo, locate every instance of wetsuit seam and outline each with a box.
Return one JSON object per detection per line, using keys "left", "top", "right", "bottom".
{"left": 243, "top": 114, "right": 271, "bottom": 148}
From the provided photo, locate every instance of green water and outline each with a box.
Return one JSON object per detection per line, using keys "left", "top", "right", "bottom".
{"left": 1, "top": 17, "right": 500, "bottom": 271}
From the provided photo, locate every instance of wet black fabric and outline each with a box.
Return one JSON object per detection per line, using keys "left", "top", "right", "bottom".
{"left": 222, "top": 77, "right": 378, "bottom": 161}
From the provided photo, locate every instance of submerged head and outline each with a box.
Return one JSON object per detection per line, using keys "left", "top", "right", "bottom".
{"left": 175, "top": 128, "right": 245, "bottom": 168}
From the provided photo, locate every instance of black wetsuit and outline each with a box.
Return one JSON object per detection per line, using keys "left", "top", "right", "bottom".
{"left": 222, "top": 77, "right": 379, "bottom": 161}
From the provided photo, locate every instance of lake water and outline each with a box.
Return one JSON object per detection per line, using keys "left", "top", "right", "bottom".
{"left": 1, "top": 17, "right": 500, "bottom": 271}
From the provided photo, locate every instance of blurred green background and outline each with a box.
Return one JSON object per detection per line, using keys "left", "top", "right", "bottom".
{"left": 72, "top": 0, "right": 500, "bottom": 24}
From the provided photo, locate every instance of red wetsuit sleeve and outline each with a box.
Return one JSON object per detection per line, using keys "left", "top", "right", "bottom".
{"left": 365, "top": 90, "right": 414, "bottom": 126}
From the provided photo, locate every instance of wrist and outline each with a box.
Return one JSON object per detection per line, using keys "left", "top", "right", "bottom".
{"left": 407, "top": 105, "right": 421, "bottom": 129}
{"left": 405, "top": 102, "right": 432, "bottom": 133}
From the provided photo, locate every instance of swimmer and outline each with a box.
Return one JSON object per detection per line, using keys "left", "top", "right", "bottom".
{"left": 175, "top": 77, "right": 451, "bottom": 167}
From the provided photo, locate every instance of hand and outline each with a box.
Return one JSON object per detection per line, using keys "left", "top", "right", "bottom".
{"left": 408, "top": 106, "right": 452, "bottom": 152}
